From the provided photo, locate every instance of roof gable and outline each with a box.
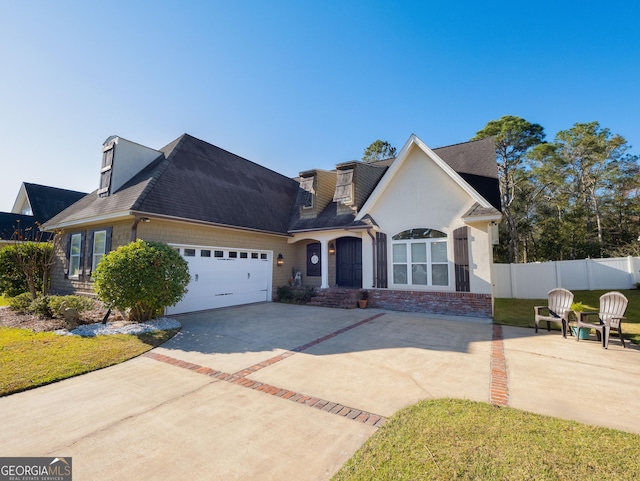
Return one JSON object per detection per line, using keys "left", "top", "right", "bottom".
{"left": 11, "top": 183, "right": 87, "bottom": 222}
{"left": 356, "top": 135, "right": 500, "bottom": 221}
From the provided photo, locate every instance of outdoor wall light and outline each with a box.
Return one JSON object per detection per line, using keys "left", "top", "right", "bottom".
{"left": 140, "top": 217, "right": 151, "bottom": 223}
{"left": 277, "top": 253, "right": 284, "bottom": 266}
{"left": 329, "top": 242, "right": 335, "bottom": 255}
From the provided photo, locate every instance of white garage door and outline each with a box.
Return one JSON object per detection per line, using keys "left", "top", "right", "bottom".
{"left": 166, "top": 245, "right": 272, "bottom": 315}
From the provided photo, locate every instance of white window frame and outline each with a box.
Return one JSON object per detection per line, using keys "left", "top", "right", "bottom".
{"left": 69, "top": 233, "right": 82, "bottom": 278}
{"left": 91, "top": 229, "right": 108, "bottom": 272}
{"left": 391, "top": 231, "right": 449, "bottom": 288}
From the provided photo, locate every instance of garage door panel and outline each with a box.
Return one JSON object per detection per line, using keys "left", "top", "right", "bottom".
{"left": 166, "top": 247, "right": 271, "bottom": 315}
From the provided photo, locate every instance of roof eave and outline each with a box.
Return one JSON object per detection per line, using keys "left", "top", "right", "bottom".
{"left": 41, "top": 211, "right": 133, "bottom": 231}
{"left": 130, "top": 212, "right": 292, "bottom": 237}
{"left": 462, "top": 213, "right": 503, "bottom": 224}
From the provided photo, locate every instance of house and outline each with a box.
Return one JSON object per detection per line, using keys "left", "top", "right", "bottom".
{"left": 0, "top": 183, "right": 87, "bottom": 244}
{"left": 42, "top": 133, "right": 501, "bottom": 317}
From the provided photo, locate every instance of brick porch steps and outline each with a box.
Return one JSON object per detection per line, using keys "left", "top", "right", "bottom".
{"left": 307, "top": 288, "right": 360, "bottom": 309}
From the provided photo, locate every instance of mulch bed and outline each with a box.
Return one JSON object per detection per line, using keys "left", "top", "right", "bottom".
{"left": 0, "top": 300, "right": 123, "bottom": 332}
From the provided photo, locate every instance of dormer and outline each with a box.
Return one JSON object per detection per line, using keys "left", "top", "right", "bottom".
{"left": 333, "top": 167, "right": 354, "bottom": 208}
{"left": 296, "top": 169, "right": 336, "bottom": 219}
{"left": 98, "top": 136, "right": 162, "bottom": 197}
{"left": 333, "top": 160, "right": 389, "bottom": 216}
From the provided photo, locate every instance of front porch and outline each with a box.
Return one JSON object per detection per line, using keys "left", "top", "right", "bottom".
{"left": 288, "top": 234, "right": 366, "bottom": 290}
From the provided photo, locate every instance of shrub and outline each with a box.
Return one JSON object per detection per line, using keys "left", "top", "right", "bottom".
{"left": 277, "top": 285, "right": 293, "bottom": 302}
{"left": 28, "top": 296, "right": 52, "bottom": 317}
{"left": 0, "top": 246, "right": 37, "bottom": 297}
{"left": 49, "top": 295, "right": 95, "bottom": 318}
{"left": 277, "top": 285, "right": 315, "bottom": 304}
{"left": 93, "top": 240, "right": 190, "bottom": 322}
{"left": 0, "top": 242, "right": 53, "bottom": 298}
{"left": 357, "top": 289, "right": 369, "bottom": 300}
{"left": 8, "top": 292, "right": 32, "bottom": 313}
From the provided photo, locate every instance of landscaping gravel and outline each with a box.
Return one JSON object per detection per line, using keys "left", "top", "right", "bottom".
{"left": 55, "top": 318, "right": 181, "bottom": 337}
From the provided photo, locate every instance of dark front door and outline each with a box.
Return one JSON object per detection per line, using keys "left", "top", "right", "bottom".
{"left": 336, "top": 237, "right": 362, "bottom": 288}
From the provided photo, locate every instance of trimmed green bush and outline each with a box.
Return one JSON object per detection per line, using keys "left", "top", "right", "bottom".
{"left": 48, "top": 295, "right": 95, "bottom": 318}
{"left": 93, "top": 240, "right": 190, "bottom": 322}
{"left": 8, "top": 292, "right": 32, "bottom": 313}
{"left": 28, "top": 296, "right": 52, "bottom": 317}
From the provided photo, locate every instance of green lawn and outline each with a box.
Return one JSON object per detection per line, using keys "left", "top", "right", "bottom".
{"left": 332, "top": 398, "right": 640, "bottom": 481}
{"left": 495, "top": 289, "right": 640, "bottom": 344}
{"left": 0, "top": 327, "right": 178, "bottom": 396}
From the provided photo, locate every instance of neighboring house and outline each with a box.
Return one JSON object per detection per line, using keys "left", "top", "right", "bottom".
{"left": 0, "top": 183, "right": 87, "bottom": 244}
{"left": 42, "top": 133, "right": 501, "bottom": 317}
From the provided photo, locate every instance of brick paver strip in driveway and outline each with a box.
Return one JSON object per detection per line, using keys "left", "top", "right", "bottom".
{"left": 143, "top": 312, "right": 389, "bottom": 427}
{"left": 490, "top": 325, "right": 509, "bottom": 406}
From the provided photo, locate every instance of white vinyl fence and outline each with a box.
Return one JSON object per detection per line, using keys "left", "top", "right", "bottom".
{"left": 493, "top": 257, "right": 640, "bottom": 299}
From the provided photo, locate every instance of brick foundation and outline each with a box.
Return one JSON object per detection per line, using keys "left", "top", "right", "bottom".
{"left": 367, "top": 289, "right": 492, "bottom": 318}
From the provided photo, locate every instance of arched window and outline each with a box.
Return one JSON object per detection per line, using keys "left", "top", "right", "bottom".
{"left": 391, "top": 228, "right": 449, "bottom": 287}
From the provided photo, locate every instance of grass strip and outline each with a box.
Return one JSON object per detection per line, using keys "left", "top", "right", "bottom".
{"left": 332, "top": 398, "right": 640, "bottom": 481}
{"left": 0, "top": 327, "right": 178, "bottom": 396}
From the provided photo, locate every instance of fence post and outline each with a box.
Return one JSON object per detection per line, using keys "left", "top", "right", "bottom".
{"left": 555, "top": 261, "right": 561, "bottom": 288}
{"left": 586, "top": 259, "right": 593, "bottom": 290}
{"left": 628, "top": 256, "right": 640, "bottom": 286}
{"left": 510, "top": 263, "right": 517, "bottom": 298}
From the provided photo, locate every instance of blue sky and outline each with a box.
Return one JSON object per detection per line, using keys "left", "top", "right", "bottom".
{"left": 1, "top": 0, "right": 638, "bottom": 210}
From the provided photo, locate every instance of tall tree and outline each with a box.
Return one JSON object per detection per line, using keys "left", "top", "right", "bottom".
{"left": 531, "top": 122, "right": 636, "bottom": 258}
{"left": 472, "top": 116, "right": 545, "bottom": 262}
{"left": 362, "top": 140, "right": 396, "bottom": 162}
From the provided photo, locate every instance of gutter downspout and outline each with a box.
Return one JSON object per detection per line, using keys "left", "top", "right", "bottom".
{"left": 130, "top": 216, "right": 141, "bottom": 242}
{"left": 367, "top": 228, "right": 376, "bottom": 288}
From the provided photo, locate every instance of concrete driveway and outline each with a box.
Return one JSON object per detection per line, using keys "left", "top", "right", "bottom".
{"left": 1, "top": 303, "right": 639, "bottom": 480}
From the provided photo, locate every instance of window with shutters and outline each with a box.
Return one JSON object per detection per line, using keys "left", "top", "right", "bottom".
{"left": 391, "top": 229, "right": 449, "bottom": 287}
{"left": 333, "top": 169, "right": 354, "bottom": 204}
{"left": 298, "top": 176, "right": 315, "bottom": 209}
{"left": 68, "top": 233, "right": 83, "bottom": 278}
{"left": 88, "top": 227, "right": 113, "bottom": 277}
{"left": 98, "top": 142, "right": 115, "bottom": 197}
{"left": 91, "top": 230, "right": 107, "bottom": 271}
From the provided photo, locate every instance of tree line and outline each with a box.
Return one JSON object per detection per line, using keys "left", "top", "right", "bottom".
{"left": 472, "top": 116, "right": 640, "bottom": 263}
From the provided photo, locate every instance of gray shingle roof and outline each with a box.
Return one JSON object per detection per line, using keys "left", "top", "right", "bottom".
{"left": 22, "top": 183, "right": 87, "bottom": 222}
{"left": 44, "top": 134, "right": 300, "bottom": 234}
{"left": 1, "top": 184, "right": 87, "bottom": 240}
{"left": 433, "top": 137, "right": 501, "bottom": 210}
{"left": 44, "top": 134, "right": 500, "bottom": 234}
{"left": 0, "top": 213, "right": 50, "bottom": 241}
{"left": 432, "top": 137, "right": 498, "bottom": 179}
